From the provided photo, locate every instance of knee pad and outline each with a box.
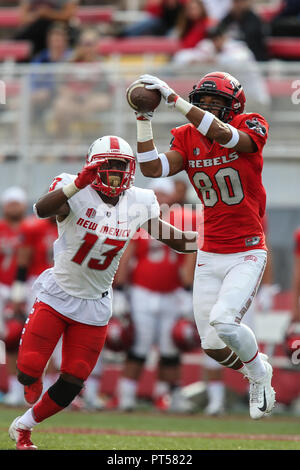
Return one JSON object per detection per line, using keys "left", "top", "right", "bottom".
{"left": 126, "top": 350, "right": 146, "bottom": 364}
{"left": 159, "top": 355, "right": 180, "bottom": 367}
{"left": 17, "top": 369, "right": 38, "bottom": 386}
{"left": 48, "top": 375, "right": 83, "bottom": 408}
{"left": 213, "top": 323, "right": 241, "bottom": 351}
{"left": 201, "top": 326, "right": 227, "bottom": 350}
{"left": 62, "top": 359, "right": 91, "bottom": 381}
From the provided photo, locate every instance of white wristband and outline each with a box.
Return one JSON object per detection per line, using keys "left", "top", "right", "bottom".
{"left": 158, "top": 153, "right": 170, "bottom": 177}
{"left": 137, "top": 119, "right": 153, "bottom": 143}
{"left": 174, "top": 96, "right": 193, "bottom": 116}
{"left": 136, "top": 147, "right": 159, "bottom": 163}
{"left": 222, "top": 124, "right": 240, "bottom": 148}
{"left": 197, "top": 111, "right": 215, "bottom": 136}
{"left": 62, "top": 181, "right": 80, "bottom": 199}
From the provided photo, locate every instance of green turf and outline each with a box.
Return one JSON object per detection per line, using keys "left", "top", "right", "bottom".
{"left": 1, "top": 406, "right": 300, "bottom": 450}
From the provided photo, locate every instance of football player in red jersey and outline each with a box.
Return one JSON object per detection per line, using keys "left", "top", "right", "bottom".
{"left": 0, "top": 187, "right": 28, "bottom": 406}
{"left": 132, "top": 71, "right": 275, "bottom": 419}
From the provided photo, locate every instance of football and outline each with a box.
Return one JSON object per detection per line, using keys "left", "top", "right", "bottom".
{"left": 126, "top": 81, "right": 161, "bottom": 113}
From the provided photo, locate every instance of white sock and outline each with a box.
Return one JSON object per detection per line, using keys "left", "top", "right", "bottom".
{"left": 207, "top": 381, "right": 225, "bottom": 407}
{"left": 84, "top": 375, "right": 100, "bottom": 402}
{"left": 118, "top": 377, "right": 137, "bottom": 409}
{"left": 243, "top": 352, "right": 266, "bottom": 381}
{"left": 18, "top": 408, "right": 38, "bottom": 430}
{"left": 8, "top": 375, "right": 24, "bottom": 399}
{"left": 153, "top": 381, "right": 170, "bottom": 399}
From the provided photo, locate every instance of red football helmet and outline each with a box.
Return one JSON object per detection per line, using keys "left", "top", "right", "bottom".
{"left": 172, "top": 318, "right": 201, "bottom": 353}
{"left": 86, "top": 135, "right": 136, "bottom": 197}
{"left": 105, "top": 315, "right": 134, "bottom": 352}
{"left": 284, "top": 322, "right": 300, "bottom": 361}
{"left": 189, "top": 71, "right": 246, "bottom": 123}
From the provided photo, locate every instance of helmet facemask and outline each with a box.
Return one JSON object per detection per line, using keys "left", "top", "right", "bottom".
{"left": 89, "top": 154, "right": 136, "bottom": 197}
{"left": 189, "top": 88, "right": 241, "bottom": 123}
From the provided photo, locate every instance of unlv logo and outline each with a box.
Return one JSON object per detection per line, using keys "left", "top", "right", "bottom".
{"left": 86, "top": 208, "right": 96, "bottom": 218}
{"left": 246, "top": 118, "right": 266, "bottom": 136}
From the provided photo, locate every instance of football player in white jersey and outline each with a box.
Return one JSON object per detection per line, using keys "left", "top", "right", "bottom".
{"left": 8, "top": 135, "right": 198, "bottom": 450}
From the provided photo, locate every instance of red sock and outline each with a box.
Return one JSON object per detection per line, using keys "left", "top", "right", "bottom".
{"left": 33, "top": 391, "right": 64, "bottom": 423}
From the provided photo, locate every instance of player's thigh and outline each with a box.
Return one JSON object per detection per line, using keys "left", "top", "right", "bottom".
{"left": 17, "top": 300, "right": 66, "bottom": 377}
{"left": 129, "top": 286, "right": 158, "bottom": 357}
{"left": 193, "top": 255, "right": 224, "bottom": 349}
{"left": 61, "top": 321, "right": 108, "bottom": 381}
{"left": 210, "top": 250, "right": 267, "bottom": 326}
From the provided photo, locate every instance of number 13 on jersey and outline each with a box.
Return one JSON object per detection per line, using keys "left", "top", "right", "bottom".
{"left": 72, "top": 233, "right": 126, "bottom": 270}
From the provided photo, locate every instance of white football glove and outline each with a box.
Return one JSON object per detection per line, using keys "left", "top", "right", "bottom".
{"left": 175, "top": 288, "right": 194, "bottom": 320}
{"left": 112, "top": 288, "right": 130, "bottom": 317}
{"left": 255, "top": 284, "right": 280, "bottom": 312}
{"left": 139, "top": 74, "right": 176, "bottom": 106}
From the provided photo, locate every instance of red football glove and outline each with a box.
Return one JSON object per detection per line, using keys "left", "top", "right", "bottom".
{"left": 74, "top": 160, "right": 105, "bottom": 190}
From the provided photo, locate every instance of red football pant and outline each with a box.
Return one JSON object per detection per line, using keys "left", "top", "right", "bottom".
{"left": 17, "top": 300, "right": 108, "bottom": 382}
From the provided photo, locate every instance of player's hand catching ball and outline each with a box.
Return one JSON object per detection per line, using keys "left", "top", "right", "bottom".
{"left": 135, "top": 111, "right": 154, "bottom": 121}
{"left": 139, "top": 74, "right": 177, "bottom": 106}
{"left": 74, "top": 160, "right": 105, "bottom": 190}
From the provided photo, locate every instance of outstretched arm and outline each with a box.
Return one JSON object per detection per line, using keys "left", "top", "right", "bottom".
{"left": 143, "top": 217, "right": 198, "bottom": 253}
{"left": 135, "top": 75, "right": 257, "bottom": 179}
{"left": 35, "top": 160, "right": 103, "bottom": 219}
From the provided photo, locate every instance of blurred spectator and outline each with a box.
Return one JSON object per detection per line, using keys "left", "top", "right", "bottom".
{"left": 271, "top": 0, "right": 300, "bottom": 37}
{"left": 50, "top": 29, "right": 111, "bottom": 139}
{"left": 69, "top": 28, "right": 100, "bottom": 63}
{"left": 202, "top": 0, "right": 232, "bottom": 22}
{"left": 14, "top": 0, "right": 78, "bottom": 57}
{"left": 218, "top": 0, "right": 269, "bottom": 61}
{"left": 119, "top": 0, "right": 183, "bottom": 38}
{"left": 173, "top": 25, "right": 270, "bottom": 105}
{"left": 31, "top": 23, "right": 71, "bottom": 112}
{"left": 176, "top": 0, "right": 211, "bottom": 49}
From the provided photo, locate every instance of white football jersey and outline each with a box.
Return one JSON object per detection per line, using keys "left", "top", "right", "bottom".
{"left": 39, "top": 173, "right": 160, "bottom": 300}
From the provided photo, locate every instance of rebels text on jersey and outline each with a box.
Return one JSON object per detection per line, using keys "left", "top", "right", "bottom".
{"left": 170, "top": 112, "right": 269, "bottom": 253}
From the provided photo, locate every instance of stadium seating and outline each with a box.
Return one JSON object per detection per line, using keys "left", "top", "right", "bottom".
{"left": 0, "top": 40, "right": 31, "bottom": 61}
{"left": 0, "top": 6, "right": 115, "bottom": 27}
{"left": 267, "top": 37, "right": 300, "bottom": 59}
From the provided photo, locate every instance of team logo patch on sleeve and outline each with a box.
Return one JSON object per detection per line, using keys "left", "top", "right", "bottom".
{"left": 245, "top": 118, "right": 266, "bottom": 136}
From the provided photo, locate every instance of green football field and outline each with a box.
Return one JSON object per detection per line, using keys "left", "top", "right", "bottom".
{"left": 1, "top": 405, "right": 300, "bottom": 450}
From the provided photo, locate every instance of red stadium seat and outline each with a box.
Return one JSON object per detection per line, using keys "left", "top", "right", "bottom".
{"left": 98, "top": 37, "right": 180, "bottom": 55}
{"left": 0, "top": 41, "right": 31, "bottom": 61}
{"left": 267, "top": 37, "right": 300, "bottom": 59}
{"left": 77, "top": 6, "right": 114, "bottom": 24}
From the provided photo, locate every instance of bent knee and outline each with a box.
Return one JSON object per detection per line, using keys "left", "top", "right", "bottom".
{"left": 212, "top": 322, "right": 240, "bottom": 350}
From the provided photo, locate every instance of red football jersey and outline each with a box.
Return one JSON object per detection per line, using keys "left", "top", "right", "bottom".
{"left": 131, "top": 206, "right": 197, "bottom": 292}
{"left": 294, "top": 228, "right": 300, "bottom": 256}
{"left": 0, "top": 220, "right": 21, "bottom": 286}
{"left": 131, "top": 230, "right": 184, "bottom": 292}
{"left": 20, "top": 216, "right": 58, "bottom": 277}
{"left": 170, "top": 112, "right": 269, "bottom": 253}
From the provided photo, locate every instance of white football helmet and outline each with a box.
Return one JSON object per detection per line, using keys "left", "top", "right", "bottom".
{"left": 86, "top": 135, "right": 136, "bottom": 197}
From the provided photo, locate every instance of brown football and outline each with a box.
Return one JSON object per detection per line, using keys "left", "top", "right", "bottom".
{"left": 126, "top": 82, "right": 161, "bottom": 113}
